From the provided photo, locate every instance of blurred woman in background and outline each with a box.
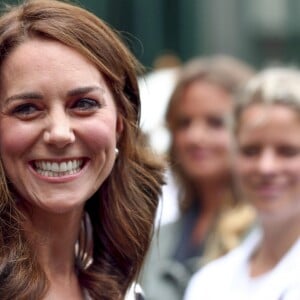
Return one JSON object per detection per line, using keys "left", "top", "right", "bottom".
{"left": 141, "top": 55, "right": 256, "bottom": 300}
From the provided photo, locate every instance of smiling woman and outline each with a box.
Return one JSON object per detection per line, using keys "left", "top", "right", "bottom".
{"left": 0, "top": 1, "right": 164, "bottom": 299}
{"left": 0, "top": 38, "right": 121, "bottom": 213}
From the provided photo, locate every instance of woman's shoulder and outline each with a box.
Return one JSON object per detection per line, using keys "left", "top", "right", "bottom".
{"left": 184, "top": 228, "right": 262, "bottom": 299}
{"left": 203, "top": 227, "right": 261, "bottom": 272}
{"left": 183, "top": 246, "right": 244, "bottom": 299}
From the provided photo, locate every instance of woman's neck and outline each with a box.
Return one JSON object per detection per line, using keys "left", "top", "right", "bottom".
{"left": 43, "top": 274, "right": 85, "bottom": 300}
{"left": 250, "top": 215, "right": 300, "bottom": 277}
{"left": 21, "top": 205, "right": 83, "bottom": 278}
{"left": 21, "top": 206, "right": 85, "bottom": 299}
{"left": 195, "top": 180, "right": 230, "bottom": 214}
{"left": 191, "top": 180, "right": 231, "bottom": 244}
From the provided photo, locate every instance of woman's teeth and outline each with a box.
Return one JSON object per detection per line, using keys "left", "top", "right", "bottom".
{"left": 34, "top": 160, "right": 83, "bottom": 177}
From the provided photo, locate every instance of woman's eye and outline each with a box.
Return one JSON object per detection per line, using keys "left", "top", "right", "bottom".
{"left": 73, "top": 98, "right": 100, "bottom": 111}
{"left": 278, "top": 146, "right": 300, "bottom": 157}
{"left": 207, "top": 116, "right": 224, "bottom": 128}
{"left": 12, "top": 103, "right": 40, "bottom": 119}
{"left": 175, "top": 117, "right": 191, "bottom": 130}
{"left": 239, "top": 145, "right": 260, "bottom": 157}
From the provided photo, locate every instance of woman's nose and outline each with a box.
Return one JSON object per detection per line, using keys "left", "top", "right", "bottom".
{"left": 43, "top": 111, "right": 75, "bottom": 148}
{"left": 186, "top": 122, "right": 206, "bottom": 142}
{"left": 257, "top": 149, "right": 278, "bottom": 175}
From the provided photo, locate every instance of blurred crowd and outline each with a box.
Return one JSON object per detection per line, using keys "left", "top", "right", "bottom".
{"left": 138, "top": 53, "right": 300, "bottom": 300}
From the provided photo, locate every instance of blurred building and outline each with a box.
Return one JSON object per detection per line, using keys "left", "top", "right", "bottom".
{"left": 4, "top": 0, "right": 300, "bottom": 69}
{"left": 64, "top": 0, "right": 300, "bottom": 69}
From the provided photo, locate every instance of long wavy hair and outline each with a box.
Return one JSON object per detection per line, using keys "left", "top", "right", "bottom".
{"left": 0, "top": 1, "right": 164, "bottom": 299}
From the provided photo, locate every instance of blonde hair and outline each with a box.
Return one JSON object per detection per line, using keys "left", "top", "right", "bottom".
{"left": 233, "top": 67, "right": 300, "bottom": 133}
{"left": 202, "top": 204, "right": 256, "bottom": 264}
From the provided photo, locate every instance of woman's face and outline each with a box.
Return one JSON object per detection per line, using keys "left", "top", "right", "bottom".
{"left": 172, "top": 79, "right": 232, "bottom": 182}
{"left": 0, "top": 38, "right": 123, "bottom": 214}
{"left": 235, "top": 103, "right": 300, "bottom": 220}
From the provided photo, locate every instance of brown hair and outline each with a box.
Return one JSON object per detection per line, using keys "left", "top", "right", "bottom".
{"left": 165, "top": 55, "right": 255, "bottom": 212}
{"left": 0, "top": 0, "right": 164, "bottom": 299}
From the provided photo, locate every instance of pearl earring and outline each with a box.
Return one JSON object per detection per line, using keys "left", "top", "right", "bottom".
{"left": 115, "top": 148, "right": 119, "bottom": 156}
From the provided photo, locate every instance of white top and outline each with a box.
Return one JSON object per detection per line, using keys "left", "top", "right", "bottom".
{"left": 139, "top": 67, "right": 179, "bottom": 155}
{"left": 85, "top": 283, "right": 142, "bottom": 300}
{"left": 184, "top": 229, "right": 300, "bottom": 300}
{"left": 125, "top": 283, "right": 144, "bottom": 300}
{"left": 155, "top": 169, "right": 179, "bottom": 227}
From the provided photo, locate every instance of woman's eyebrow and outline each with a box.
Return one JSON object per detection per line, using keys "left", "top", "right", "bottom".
{"left": 3, "top": 86, "right": 105, "bottom": 104}
{"left": 67, "top": 86, "right": 104, "bottom": 97}
{"left": 4, "top": 92, "right": 42, "bottom": 104}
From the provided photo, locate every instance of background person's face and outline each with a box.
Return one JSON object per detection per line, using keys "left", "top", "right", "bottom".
{"left": 172, "top": 80, "right": 232, "bottom": 183}
{"left": 0, "top": 38, "right": 122, "bottom": 214}
{"left": 235, "top": 103, "right": 300, "bottom": 221}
